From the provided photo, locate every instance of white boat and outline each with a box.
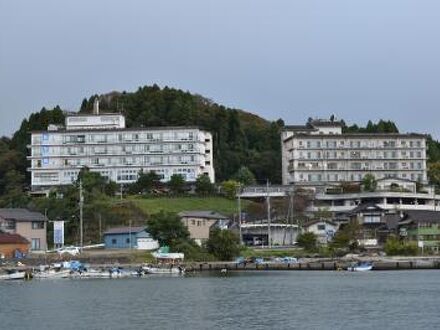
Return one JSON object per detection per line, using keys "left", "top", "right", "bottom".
{"left": 142, "top": 265, "right": 185, "bottom": 275}
{"left": 0, "top": 270, "right": 26, "bottom": 280}
{"left": 33, "top": 269, "right": 71, "bottom": 279}
{"left": 73, "top": 268, "right": 139, "bottom": 279}
{"left": 347, "top": 262, "right": 373, "bottom": 272}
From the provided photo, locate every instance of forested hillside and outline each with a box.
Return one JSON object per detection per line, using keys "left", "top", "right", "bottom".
{"left": 2, "top": 84, "right": 440, "bottom": 204}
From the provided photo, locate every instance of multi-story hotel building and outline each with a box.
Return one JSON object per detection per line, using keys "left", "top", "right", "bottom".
{"left": 28, "top": 104, "right": 214, "bottom": 191}
{"left": 281, "top": 119, "right": 428, "bottom": 186}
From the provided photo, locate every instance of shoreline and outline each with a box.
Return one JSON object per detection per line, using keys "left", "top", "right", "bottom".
{"left": 2, "top": 257, "right": 440, "bottom": 273}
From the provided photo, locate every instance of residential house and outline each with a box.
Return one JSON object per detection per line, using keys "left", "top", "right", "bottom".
{"left": 303, "top": 219, "right": 338, "bottom": 244}
{"left": 0, "top": 233, "right": 29, "bottom": 259}
{"left": 103, "top": 226, "right": 158, "bottom": 250}
{"left": 178, "top": 211, "right": 230, "bottom": 246}
{"left": 0, "top": 208, "right": 48, "bottom": 251}
{"left": 398, "top": 210, "right": 440, "bottom": 253}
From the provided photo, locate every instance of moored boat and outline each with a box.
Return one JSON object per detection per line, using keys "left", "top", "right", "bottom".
{"left": 0, "top": 269, "right": 27, "bottom": 280}
{"left": 142, "top": 265, "right": 185, "bottom": 275}
{"left": 347, "top": 261, "right": 373, "bottom": 272}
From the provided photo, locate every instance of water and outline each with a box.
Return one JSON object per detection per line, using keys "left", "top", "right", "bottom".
{"left": 1, "top": 270, "right": 439, "bottom": 330}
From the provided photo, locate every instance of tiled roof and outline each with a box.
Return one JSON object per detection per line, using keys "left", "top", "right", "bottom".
{"left": 400, "top": 210, "right": 440, "bottom": 224}
{"left": 0, "top": 233, "right": 29, "bottom": 244}
{"left": 303, "top": 219, "right": 337, "bottom": 228}
{"left": 0, "top": 208, "right": 47, "bottom": 222}
{"left": 178, "top": 211, "right": 229, "bottom": 220}
{"left": 350, "top": 202, "right": 384, "bottom": 214}
{"left": 103, "top": 226, "right": 146, "bottom": 235}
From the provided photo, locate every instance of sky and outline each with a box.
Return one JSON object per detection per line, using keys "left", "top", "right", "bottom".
{"left": 1, "top": 0, "right": 439, "bottom": 138}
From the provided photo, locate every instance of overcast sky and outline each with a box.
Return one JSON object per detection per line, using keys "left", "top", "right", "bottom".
{"left": 1, "top": 0, "right": 439, "bottom": 138}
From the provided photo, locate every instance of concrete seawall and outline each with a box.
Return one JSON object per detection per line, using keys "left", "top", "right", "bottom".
{"left": 186, "top": 260, "right": 440, "bottom": 272}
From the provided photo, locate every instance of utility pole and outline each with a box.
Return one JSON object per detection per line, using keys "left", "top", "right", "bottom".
{"left": 237, "top": 183, "right": 243, "bottom": 245}
{"left": 79, "top": 179, "right": 84, "bottom": 250}
{"left": 266, "top": 180, "right": 271, "bottom": 248}
{"left": 129, "top": 219, "right": 132, "bottom": 250}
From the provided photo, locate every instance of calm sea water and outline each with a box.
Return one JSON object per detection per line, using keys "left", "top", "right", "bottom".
{"left": 1, "top": 270, "right": 439, "bottom": 330}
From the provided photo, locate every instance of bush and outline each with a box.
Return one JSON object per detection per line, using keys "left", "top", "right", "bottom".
{"left": 384, "top": 236, "right": 418, "bottom": 256}
{"left": 206, "top": 229, "right": 240, "bottom": 261}
{"left": 296, "top": 232, "right": 317, "bottom": 251}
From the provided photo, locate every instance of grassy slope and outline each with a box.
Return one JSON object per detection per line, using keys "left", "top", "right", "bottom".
{"left": 125, "top": 196, "right": 252, "bottom": 216}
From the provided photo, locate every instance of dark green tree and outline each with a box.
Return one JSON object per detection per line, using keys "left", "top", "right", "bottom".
{"left": 128, "top": 171, "right": 162, "bottom": 194}
{"left": 195, "top": 174, "right": 215, "bottom": 195}
{"left": 362, "top": 174, "right": 377, "bottom": 192}
{"left": 168, "top": 174, "right": 185, "bottom": 195}
{"left": 147, "top": 211, "right": 190, "bottom": 248}
{"left": 296, "top": 232, "right": 318, "bottom": 251}
{"left": 206, "top": 228, "right": 240, "bottom": 261}
{"left": 233, "top": 166, "right": 256, "bottom": 186}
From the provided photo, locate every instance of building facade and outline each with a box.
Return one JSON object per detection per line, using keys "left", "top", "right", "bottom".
{"left": 281, "top": 119, "right": 427, "bottom": 186}
{"left": 28, "top": 111, "right": 214, "bottom": 191}
{"left": 0, "top": 209, "right": 48, "bottom": 251}
{"left": 179, "top": 211, "right": 230, "bottom": 246}
{"left": 103, "top": 226, "right": 159, "bottom": 250}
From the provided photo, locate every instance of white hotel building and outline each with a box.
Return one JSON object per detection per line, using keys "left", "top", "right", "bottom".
{"left": 28, "top": 109, "right": 214, "bottom": 191}
{"left": 281, "top": 119, "right": 428, "bottom": 186}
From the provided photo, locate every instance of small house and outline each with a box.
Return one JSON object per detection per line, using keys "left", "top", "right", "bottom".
{"left": 0, "top": 208, "right": 48, "bottom": 251}
{"left": 178, "top": 211, "right": 230, "bottom": 246}
{"left": 398, "top": 210, "right": 440, "bottom": 253}
{"left": 303, "top": 219, "right": 338, "bottom": 244}
{"left": 0, "top": 233, "right": 29, "bottom": 259}
{"left": 103, "top": 226, "right": 159, "bottom": 250}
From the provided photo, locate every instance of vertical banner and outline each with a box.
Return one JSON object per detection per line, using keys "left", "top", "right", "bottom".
{"left": 53, "top": 221, "right": 65, "bottom": 246}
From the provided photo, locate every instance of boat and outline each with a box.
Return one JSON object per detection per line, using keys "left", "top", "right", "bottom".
{"left": 347, "top": 261, "right": 373, "bottom": 272}
{"left": 142, "top": 265, "right": 185, "bottom": 275}
{"left": 33, "top": 269, "right": 71, "bottom": 279}
{"left": 0, "top": 269, "right": 27, "bottom": 280}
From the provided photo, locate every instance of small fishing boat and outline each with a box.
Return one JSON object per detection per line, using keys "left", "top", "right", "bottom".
{"left": 0, "top": 269, "right": 27, "bottom": 280}
{"left": 347, "top": 261, "right": 373, "bottom": 272}
{"left": 33, "top": 269, "right": 71, "bottom": 279}
{"left": 142, "top": 265, "right": 185, "bottom": 275}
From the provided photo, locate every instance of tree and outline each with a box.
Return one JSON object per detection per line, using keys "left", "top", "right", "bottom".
{"left": 296, "top": 232, "right": 318, "bottom": 251}
{"left": 428, "top": 162, "right": 440, "bottom": 187}
{"left": 195, "top": 174, "right": 214, "bottom": 195}
{"left": 362, "top": 174, "right": 377, "bottom": 192}
{"left": 330, "top": 221, "right": 361, "bottom": 251}
{"left": 221, "top": 180, "right": 240, "bottom": 199}
{"left": 206, "top": 228, "right": 240, "bottom": 261}
{"left": 384, "top": 236, "right": 418, "bottom": 256}
{"left": 147, "top": 211, "right": 190, "bottom": 247}
{"left": 233, "top": 166, "right": 256, "bottom": 186}
{"left": 128, "top": 171, "right": 161, "bottom": 194}
{"left": 168, "top": 174, "right": 185, "bottom": 195}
